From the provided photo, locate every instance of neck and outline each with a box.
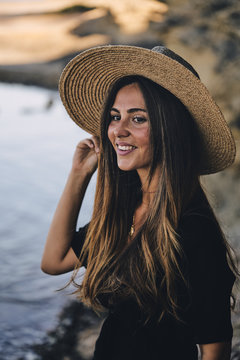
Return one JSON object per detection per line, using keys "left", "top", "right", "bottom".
{"left": 137, "top": 166, "right": 160, "bottom": 205}
{"left": 142, "top": 192, "right": 155, "bottom": 206}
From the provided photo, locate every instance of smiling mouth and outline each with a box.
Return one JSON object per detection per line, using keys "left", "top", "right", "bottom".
{"left": 116, "top": 143, "right": 137, "bottom": 156}
{"left": 117, "top": 144, "right": 137, "bottom": 151}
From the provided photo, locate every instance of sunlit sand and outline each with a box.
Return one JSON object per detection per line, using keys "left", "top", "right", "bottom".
{"left": 0, "top": 9, "right": 109, "bottom": 64}
{"left": 0, "top": 0, "right": 168, "bottom": 65}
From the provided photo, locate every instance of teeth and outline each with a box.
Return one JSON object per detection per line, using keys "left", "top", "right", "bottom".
{"left": 118, "top": 145, "right": 135, "bottom": 151}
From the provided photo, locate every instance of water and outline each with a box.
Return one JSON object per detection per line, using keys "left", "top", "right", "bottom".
{"left": 0, "top": 83, "right": 96, "bottom": 360}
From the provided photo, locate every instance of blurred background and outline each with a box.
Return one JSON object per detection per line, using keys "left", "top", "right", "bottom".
{"left": 0, "top": 0, "right": 240, "bottom": 359}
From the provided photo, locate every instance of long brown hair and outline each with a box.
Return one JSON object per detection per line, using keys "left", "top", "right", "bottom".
{"left": 71, "top": 76, "right": 237, "bottom": 320}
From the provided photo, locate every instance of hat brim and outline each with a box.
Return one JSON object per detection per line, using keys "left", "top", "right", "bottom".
{"left": 59, "top": 45, "right": 236, "bottom": 175}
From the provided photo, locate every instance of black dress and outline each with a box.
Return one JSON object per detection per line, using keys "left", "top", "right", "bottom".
{"left": 71, "top": 211, "right": 235, "bottom": 360}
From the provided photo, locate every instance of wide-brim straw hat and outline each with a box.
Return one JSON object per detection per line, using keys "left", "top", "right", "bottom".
{"left": 59, "top": 45, "right": 236, "bottom": 175}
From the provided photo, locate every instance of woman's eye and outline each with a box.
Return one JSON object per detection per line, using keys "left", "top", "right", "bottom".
{"left": 110, "top": 114, "right": 120, "bottom": 121}
{"left": 133, "top": 116, "right": 147, "bottom": 124}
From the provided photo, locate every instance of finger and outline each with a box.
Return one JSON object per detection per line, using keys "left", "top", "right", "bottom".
{"left": 76, "top": 138, "right": 94, "bottom": 149}
{"left": 90, "top": 136, "right": 100, "bottom": 153}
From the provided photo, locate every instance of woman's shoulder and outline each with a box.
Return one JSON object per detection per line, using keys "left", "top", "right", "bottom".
{"left": 179, "top": 208, "right": 219, "bottom": 231}
{"left": 178, "top": 206, "right": 224, "bottom": 252}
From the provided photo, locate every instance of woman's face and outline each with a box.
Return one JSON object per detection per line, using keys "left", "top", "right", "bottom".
{"left": 107, "top": 82, "right": 152, "bottom": 176}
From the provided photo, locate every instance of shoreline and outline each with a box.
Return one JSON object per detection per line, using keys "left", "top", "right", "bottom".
{"left": 0, "top": 58, "right": 69, "bottom": 90}
{"left": 29, "top": 300, "right": 104, "bottom": 360}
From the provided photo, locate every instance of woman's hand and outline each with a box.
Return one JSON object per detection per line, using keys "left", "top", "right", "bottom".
{"left": 72, "top": 136, "right": 100, "bottom": 175}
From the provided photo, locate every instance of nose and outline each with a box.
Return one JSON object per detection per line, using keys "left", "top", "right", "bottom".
{"left": 113, "top": 119, "right": 130, "bottom": 138}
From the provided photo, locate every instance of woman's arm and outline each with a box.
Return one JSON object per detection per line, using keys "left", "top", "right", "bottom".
{"left": 199, "top": 342, "right": 231, "bottom": 360}
{"left": 41, "top": 137, "right": 99, "bottom": 275}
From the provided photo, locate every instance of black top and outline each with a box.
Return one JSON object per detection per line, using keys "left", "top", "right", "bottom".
{"left": 71, "top": 213, "right": 235, "bottom": 360}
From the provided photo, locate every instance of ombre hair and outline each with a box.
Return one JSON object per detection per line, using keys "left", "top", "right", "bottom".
{"left": 71, "top": 76, "right": 237, "bottom": 320}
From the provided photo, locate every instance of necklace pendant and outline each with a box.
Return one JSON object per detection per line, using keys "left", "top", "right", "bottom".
{"left": 129, "top": 224, "right": 135, "bottom": 237}
{"left": 129, "top": 215, "right": 135, "bottom": 237}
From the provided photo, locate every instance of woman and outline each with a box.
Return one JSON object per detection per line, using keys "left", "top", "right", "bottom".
{"left": 41, "top": 45, "right": 238, "bottom": 359}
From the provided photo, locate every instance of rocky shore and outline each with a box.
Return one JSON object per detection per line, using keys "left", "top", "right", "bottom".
{"left": 28, "top": 301, "right": 104, "bottom": 360}
{"left": 1, "top": 0, "right": 239, "bottom": 358}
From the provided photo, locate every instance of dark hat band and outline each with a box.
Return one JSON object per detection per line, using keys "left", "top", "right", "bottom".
{"left": 152, "top": 46, "right": 200, "bottom": 79}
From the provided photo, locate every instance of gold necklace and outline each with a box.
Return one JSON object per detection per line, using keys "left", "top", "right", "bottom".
{"left": 129, "top": 215, "right": 135, "bottom": 237}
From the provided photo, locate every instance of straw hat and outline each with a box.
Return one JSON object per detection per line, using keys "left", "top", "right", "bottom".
{"left": 59, "top": 45, "right": 236, "bottom": 175}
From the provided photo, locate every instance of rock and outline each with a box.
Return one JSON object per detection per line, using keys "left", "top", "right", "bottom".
{"left": 0, "top": 62, "right": 63, "bottom": 89}
{"left": 31, "top": 300, "right": 104, "bottom": 360}
{"left": 76, "top": 323, "right": 104, "bottom": 360}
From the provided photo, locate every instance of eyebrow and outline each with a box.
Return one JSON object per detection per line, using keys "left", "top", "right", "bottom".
{"left": 111, "top": 107, "right": 147, "bottom": 113}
